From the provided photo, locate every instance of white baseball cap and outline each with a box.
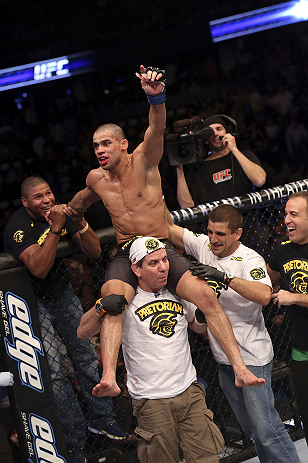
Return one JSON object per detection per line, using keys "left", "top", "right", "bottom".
{"left": 129, "top": 237, "right": 166, "bottom": 264}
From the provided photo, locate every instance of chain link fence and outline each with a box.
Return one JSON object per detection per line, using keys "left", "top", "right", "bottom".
{"left": 1, "top": 179, "right": 307, "bottom": 463}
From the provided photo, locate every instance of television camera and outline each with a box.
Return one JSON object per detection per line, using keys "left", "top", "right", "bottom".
{"left": 165, "top": 114, "right": 237, "bottom": 166}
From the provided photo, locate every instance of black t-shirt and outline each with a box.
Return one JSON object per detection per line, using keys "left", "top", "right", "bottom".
{"left": 184, "top": 150, "right": 262, "bottom": 205}
{"left": 3, "top": 207, "right": 78, "bottom": 300}
{"left": 269, "top": 236, "right": 308, "bottom": 351}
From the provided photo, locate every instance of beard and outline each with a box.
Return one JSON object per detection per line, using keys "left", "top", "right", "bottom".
{"left": 208, "top": 140, "right": 225, "bottom": 152}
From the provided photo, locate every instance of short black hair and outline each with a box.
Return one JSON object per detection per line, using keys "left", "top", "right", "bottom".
{"left": 21, "top": 176, "right": 48, "bottom": 198}
{"left": 208, "top": 205, "right": 243, "bottom": 233}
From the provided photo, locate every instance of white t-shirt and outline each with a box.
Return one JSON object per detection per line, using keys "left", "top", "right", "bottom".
{"left": 122, "top": 286, "right": 197, "bottom": 399}
{"left": 183, "top": 228, "right": 273, "bottom": 366}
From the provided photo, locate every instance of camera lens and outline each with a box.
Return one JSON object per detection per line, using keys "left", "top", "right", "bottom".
{"left": 166, "top": 140, "right": 198, "bottom": 166}
{"left": 173, "top": 144, "right": 194, "bottom": 164}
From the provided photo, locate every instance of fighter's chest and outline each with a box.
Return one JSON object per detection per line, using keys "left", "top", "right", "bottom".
{"left": 101, "top": 177, "right": 149, "bottom": 209}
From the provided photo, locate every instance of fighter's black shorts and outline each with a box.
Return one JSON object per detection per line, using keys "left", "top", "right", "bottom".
{"left": 104, "top": 237, "right": 191, "bottom": 294}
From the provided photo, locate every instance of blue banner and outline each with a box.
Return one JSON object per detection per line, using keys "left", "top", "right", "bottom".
{"left": 0, "top": 265, "right": 68, "bottom": 463}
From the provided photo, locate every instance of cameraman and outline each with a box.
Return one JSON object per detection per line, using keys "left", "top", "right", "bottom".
{"left": 175, "top": 115, "right": 266, "bottom": 209}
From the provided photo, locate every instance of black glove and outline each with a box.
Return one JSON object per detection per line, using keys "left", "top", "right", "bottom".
{"left": 95, "top": 295, "right": 128, "bottom": 316}
{"left": 144, "top": 66, "right": 166, "bottom": 92}
{"left": 190, "top": 262, "right": 225, "bottom": 283}
{"left": 195, "top": 308, "right": 207, "bottom": 325}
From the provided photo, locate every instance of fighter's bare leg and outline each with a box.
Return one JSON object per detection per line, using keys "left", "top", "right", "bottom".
{"left": 92, "top": 280, "right": 135, "bottom": 397}
{"left": 176, "top": 271, "right": 266, "bottom": 388}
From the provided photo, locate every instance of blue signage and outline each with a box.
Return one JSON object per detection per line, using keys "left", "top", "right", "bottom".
{"left": 0, "top": 51, "right": 96, "bottom": 92}
{"left": 209, "top": 0, "right": 308, "bottom": 42}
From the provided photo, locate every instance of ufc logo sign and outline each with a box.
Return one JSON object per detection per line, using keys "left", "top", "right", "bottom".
{"left": 213, "top": 169, "right": 232, "bottom": 184}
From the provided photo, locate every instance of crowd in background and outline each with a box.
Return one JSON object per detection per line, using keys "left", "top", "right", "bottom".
{"left": 1, "top": 4, "right": 307, "bottom": 459}
{"left": 1, "top": 18, "right": 308, "bottom": 250}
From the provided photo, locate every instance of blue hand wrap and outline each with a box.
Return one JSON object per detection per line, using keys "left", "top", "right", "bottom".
{"left": 147, "top": 92, "right": 166, "bottom": 105}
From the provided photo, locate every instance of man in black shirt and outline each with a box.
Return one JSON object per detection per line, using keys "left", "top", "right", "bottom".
{"left": 176, "top": 114, "right": 266, "bottom": 208}
{"left": 3, "top": 176, "right": 129, "bottom": 462}
{"left": 267, "top": 191, "right": 308, "bottom": 446}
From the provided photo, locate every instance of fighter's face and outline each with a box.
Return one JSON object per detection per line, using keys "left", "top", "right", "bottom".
{"left": 92, "top": 129, "right": 128, "bottom": 170}
{"left": 21, "top": 183, "right": 55, "bottom": 220}
{"left": 285, "top": 197, "right": 308, "bottom": 245}
{"left": 207, "top": 220, "right": 241, "bottom": 258}
{"left": 132, "top": 249, "right": 169, "bottom": 293}
{"left": 207, "top": 123, "right": 226, "bottom": 152}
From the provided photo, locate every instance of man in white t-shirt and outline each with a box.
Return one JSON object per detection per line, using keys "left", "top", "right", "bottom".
{"left": 122, "top": 236, "right": 224, "bottom": 463}
{"left": 168, "top": 205, "right": 302, "bottom": 463}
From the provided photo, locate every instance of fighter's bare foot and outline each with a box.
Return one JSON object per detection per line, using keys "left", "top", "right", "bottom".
{"left": 235, "top": 368, "right": 266, "bottom": 387}
{"left": 92, "top": 379, "right": 121, "bottom": 397}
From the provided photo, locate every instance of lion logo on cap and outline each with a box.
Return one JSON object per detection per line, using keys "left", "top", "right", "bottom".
{"left": 145, "top": 238, "right": 161, "bottom": 251}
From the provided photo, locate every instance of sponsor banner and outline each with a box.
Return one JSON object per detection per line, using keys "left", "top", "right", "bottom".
{"left": 0, "top": 51, "right": 96, "bottom": 92}
{"left": 170, "top": 179, "right": 308, "bottom": 225}
{"left": 0, "top": 265, "right": 68, "bottom": 462}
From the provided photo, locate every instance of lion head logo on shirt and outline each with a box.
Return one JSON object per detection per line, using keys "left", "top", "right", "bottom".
{"left": 150, "top": 313, "right": 177, "bottom": 338}
{"left": 290, "top": 271, "right": 308, "bottom": 293}
{"left": 135, "top": 299, "right": 183, "bottom": 338}
{"left": 282, "top": 259, "right": 308, "bottom": 294}
{"left": 13, "top": 230, "right": 24, "bottom": 243}
{"left": 250, "top": 268, "right": 266, "bottom": 280}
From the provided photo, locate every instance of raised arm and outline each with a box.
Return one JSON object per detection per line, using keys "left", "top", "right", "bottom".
{"left": 224, "top": 134, "right": 266, "bottom": 187}
{"left": 176, "top": 164, "right": 194, "bottom": 208}
{"left": 135, "top": 65, "right": 166, "bottom": 167}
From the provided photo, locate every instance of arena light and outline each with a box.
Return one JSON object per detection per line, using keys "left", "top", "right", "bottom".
{"left": 0, "top": 51, "right": 96, "bottom": 92}
{"left": 209, "top": 0, "right": 308, "bottom": 42}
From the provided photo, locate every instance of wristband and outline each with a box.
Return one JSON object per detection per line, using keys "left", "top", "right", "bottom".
{"left": 79, "top": 222, "right": 89, "bottom": 234}
{"left": 195, "top": 308, "right": 207, "bottom": 325}
{"left": 195, "top": 318, "right": 206, "bottom": 326}
{"left": 147, "top": 92, "right": 166, "bottom": 105}
{"left": 95, "top": 298, "right": 107, "bottom": 316}
{"left": 50, "top": 228, "right": 62, "bottom": 235}
{"left": 224, "top": 273, "right": 234, "bottom": 286}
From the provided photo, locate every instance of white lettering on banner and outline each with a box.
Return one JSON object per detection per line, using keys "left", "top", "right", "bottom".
{"left": 187, "top": 208, "right": 198, "bottom": 220}
{"left": 277, "top": 185, "right": 286, "bottom": 197}
{"left": 233, "top": 197, "right": 242, "bottom": 207}
{"left": 267, "top": 186, "right": 284, "bottom": 199}
{"left": 198, "top": 204, "right": 209, "bottom": 216}
{"left": 4, "top": 293, "right": 44, "bottom": 392}
{"left": 285, "top": 184, "right": 296, "bottom": 196}
{"left": 21, "top": 412, "right": 31, "bottom": 441}
{"left": 180, "top": 209, "right": 191, "bottom": 221}
{"left": 247, "top": 192, "right": 262, "bottom": 204}
{"left": 34, "top": 59, "right": 69, "bottom": 80}
{"left": 0, "top": 291, "right": 10, "bottom": 336}
{"left": 30, "top": 415, "right": 65, "bottom": 463}
{"left": 172, "top": 210, "right": 181, "bottom": 221}
{"left": 0, "top": 291, "right": 6, "bottom": 316}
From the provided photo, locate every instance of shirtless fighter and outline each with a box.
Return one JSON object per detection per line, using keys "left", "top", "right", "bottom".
{"left": 65, "top": 65, "right": 265, "bottom": 397}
